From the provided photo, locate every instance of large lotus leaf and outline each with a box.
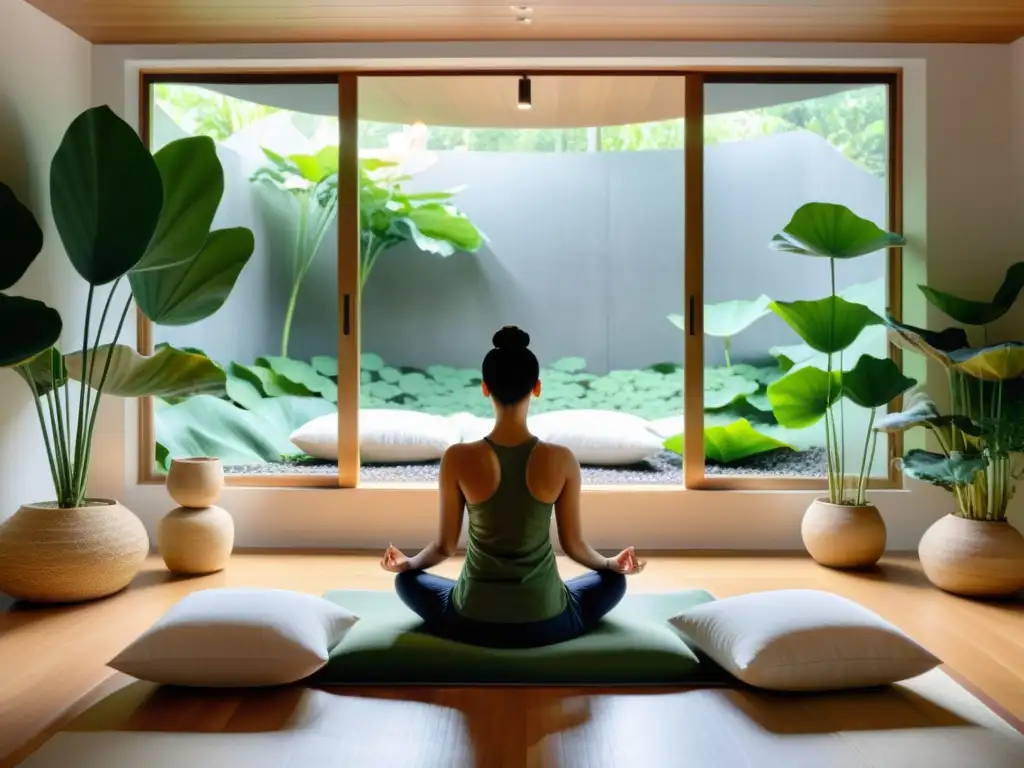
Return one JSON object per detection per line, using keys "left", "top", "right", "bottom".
{"left": 0, "top": 182, "right": 43, "bottom": 290}
{"left": 768, "top": 202, "right": 906, "bottom": 259}
{"left": 550, "top": 357, "right": 588, "bottom": 373}
{"left": 66, "top": 344, "right": 225, "bottom": 398}
{"left": 663, "top": 433, "right": 684, "bottom": 456}
{"left": 50, "top": 105, "right": 163, "bottom": 285}
{"left": 705, "top": 419, "right": 795, "bottom": 464}
{"left": 766, "top": 366, "right": 842, "bottom": 428}
{"left": 225, "top": 375, "right": 263, "bottom": 410}
{"left": 704, "top": 294, "right": 772, "bottom": 338}
{"left": 769, "top": 343, "right": 814, "bottom": 371}
{"left": 312, "top": 355, "right": 338, "bottom": 377}
{"left": 155, "top": 395, "right": 296, "bottom": 467}
{"left": 770, "top": 296, "right": 882, "bottom": 354}
{"left": 15, "top": 346, "right": 67, "bottom": 397}
{"left": 229, "top": 362, "right": 308, "bottom": 398}
{"left": 841, "top": 354, "right": 917, "bottom": 409}
{"left": 873, "top": 389, "right": 979, "bottom": 436}
{"left": 133, "top": 136, "right": 224, "bottom": 272}
{"left": 255, "top": 356, "right": 337, "bottom": 402}
{"left": 901, "top": 448, "right": 988, "bottom": 489}
{"left": 131, "top": 228, "right": 254, "bottom": 326}
{"left": 400, "top": 204, "right": 483, "bottom": 254}
{"left": 884, "top": 317, "right": 969, "bottom": 367}
{"left": 361, "top": 352, "right": 385, "bottom": 371}
{"left": 948, "top": 342, "right": 1024, "bottom": 382}
{"left": 704, "top": 367, "right": 759, "bottom": 410}
{"left": 0, "top": 294, "right": 62, "bottom": 367}
{"left": 919, "top": 262, "right": 1024, "bottom": 326}
{"left": 250, "top": 395, "right": 336, "bottom": 440}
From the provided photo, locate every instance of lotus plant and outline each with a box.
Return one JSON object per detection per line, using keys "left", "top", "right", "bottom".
{"left": 0, "top": 106, "right": 254, "bottom": 509}
{"left": 765, "top": 203, "right": 916, "bottom": 504}
{"left": 882, "top": 262, "right": 1024, "bottom": 521}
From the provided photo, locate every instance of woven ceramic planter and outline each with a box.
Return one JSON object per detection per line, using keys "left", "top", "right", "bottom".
{"left": 918, "top": 514, "right": 1024, "bottom": 598}
{"left": 0, "top": 500, "right": 149, "bottom": 603}
{"left": 801, "top": 497, "right": 887, "bottom": 569}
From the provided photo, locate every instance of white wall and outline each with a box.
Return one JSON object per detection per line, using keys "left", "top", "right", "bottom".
{"left": 88, "top": 41, "right": 1021, "bottom": 551}
{"left": 0, "top": 0, "right": 92, "bottom": 521}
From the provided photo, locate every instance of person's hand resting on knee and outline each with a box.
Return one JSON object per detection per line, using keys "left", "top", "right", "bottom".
{"left": 381, "top": 543, "right": 411, "bottom": 574}
{"left": 606, "top": 546, "right": 646, "bottom": 575}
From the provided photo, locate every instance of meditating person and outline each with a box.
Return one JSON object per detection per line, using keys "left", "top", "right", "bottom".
{"left": 380, "top": 325, "right": 646, "bottom": 648}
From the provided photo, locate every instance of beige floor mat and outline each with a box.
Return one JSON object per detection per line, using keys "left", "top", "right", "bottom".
{"left": 17, "top": 669, "right": 1024, "bottom": 767}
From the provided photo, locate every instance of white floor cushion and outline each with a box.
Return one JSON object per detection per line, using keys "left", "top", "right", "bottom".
{"left": 446, "top": 412, "right": 493, "bottom": 443}
{"left": 290, "top": 409, "right": 461, "bottom": 463}
{"left": 528, "top": 409, "right": 664, "bottom": 466}
{"left": 108, "top": 588, "right": 359, "bottom": 687}
{"left": 669, "top": 589, "right": 940, "bottom": 692}
{"left": 647, "top": 414, "right": 683, "bottom": 440}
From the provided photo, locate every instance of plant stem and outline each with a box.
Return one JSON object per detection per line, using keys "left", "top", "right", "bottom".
{"left": 24, "top": 373, "right": 62, "bottom": 503}
{"left": 71, "top": 286, "right": 95, "bottom": 506}
{"left": 723, "top": 337, "right": 732, "bottom": 369}
{"left": 44, "top": 389, "right": 70, "bottom": 499}
{"left": 856, "top": 408, "right": 876, "bottom": 505}
{"left": 280, "top": 280, "right": 301, "bottom": 357}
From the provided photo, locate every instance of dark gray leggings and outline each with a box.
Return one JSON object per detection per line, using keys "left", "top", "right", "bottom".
{"left": 394, "top": 568, "right": 627, "bottom": 649}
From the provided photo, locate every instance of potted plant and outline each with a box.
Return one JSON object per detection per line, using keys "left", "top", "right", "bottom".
{"left": 765, "top": 202, "right": 916, "bottom": 568}
{"left": 882, "top": 263, "right": 1024, "bottom": 597}
{"left": 0, "top": 106, "right": 254, "bottom": 603}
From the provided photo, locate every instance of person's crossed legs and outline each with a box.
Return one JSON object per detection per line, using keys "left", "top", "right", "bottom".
{"left": 394, "top": 568, "right": 626, "bottom": 648}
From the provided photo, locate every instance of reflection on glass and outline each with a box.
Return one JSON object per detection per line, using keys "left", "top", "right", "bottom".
{"left": 149, "top": 82, "right": 341, "bottom": 478}
{"left": 358, "top": 76, "right": 686, "bottom": 485}
{"left": 700, "top": 83, "right": 891, "bottom": 479}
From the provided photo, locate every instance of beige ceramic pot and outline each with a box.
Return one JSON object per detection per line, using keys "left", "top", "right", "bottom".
{"left": 0, "top": 500, "right": 149, "bottom": 603}
{"left": 802, "top": 497, "right": 887, "bottom": 569}
{"left": 166, "top": 457, "right": 224, "bottom": 509}
{"left": 918, "top": 514, "right": 1024, "bottom": 598}
{"left": 158, "top": 505, "right": 234, "bottom": 575}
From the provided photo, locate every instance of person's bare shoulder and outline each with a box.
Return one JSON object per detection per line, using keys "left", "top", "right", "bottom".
{"left": 534, "top": 440, "right": 576, "bottom": 471}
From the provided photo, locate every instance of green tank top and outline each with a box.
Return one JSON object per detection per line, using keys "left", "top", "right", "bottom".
{"left": 452, "top": 437, "right": 569, "bottom": 623}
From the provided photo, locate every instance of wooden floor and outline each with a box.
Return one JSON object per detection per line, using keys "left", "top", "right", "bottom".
{"left": 1, "top": 553, "right": 1023, "bottom": 767}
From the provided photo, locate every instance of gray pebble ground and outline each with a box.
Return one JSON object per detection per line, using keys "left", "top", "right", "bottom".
{"left": 224, "top": 447, "right": 828, "bottom": 483}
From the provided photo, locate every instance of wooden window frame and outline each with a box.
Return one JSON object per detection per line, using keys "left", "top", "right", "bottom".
{"left": 136, "top": 66, "right": 903, "bottom": 492}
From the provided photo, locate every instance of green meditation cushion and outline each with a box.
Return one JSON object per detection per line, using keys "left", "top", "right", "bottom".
{"left": 312, "top": 589, "right": 726, "bottom": 685}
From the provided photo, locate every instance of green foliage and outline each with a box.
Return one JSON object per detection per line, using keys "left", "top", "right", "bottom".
{"left": 770, "top": 297, "right": 882, "bottom": 355}
{"left": 769, "top": 202, "right": 906, "bottom": 260}
{"left": 154, "top": 84, "right": 279, "bottom": 142}
{"left": 767, "top": 366, "right": 842, "bottom": 429}
{"left": 0, "top": 182, "right": 44, "bottom": 290}
{"left": 704, "top": 419, "right": 795, "bottom": 464}
{"left": 920, "top": 262, "right": 1024, "bottom": 326}
{"left": 669, "top": 294, "right": 772, "bottom": 368}
{"left": 1, "top": 105, "right": 253, "bottom": 508}
{"left": 901, "top": 449, "right": 989, "bottom": 490}
{"left": 840, "top": 355, "right": 916, "bottom": 410}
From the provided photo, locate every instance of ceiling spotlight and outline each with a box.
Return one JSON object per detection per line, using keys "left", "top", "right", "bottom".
{"left": 518, "top": 75, "right": 532, "bottom": 110}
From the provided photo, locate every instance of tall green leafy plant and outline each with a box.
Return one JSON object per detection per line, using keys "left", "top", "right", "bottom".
{"left": 882, "top": 262, "right": 1024, "bottom": 521}
{"left": 765, "top": 203, "right": 915, "bottom": 504}
{"left": 251, "top": 130, "right": 483, "bottom": 357}
{"left": 668, "top": 295, "right": 772, "bottom": 368}
{"left": 0, "top": 106, "right": 254, "bottom": 509}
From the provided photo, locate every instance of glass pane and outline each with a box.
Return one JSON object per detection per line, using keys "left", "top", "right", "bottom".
{"left": 357, "top": 75, "right": 686, "bottom": 485}
{"left": 701, "top": 82, "right": 891, "bottom": 480}
{"left": 148, "top": 81, "right": 341, "bottom": 480}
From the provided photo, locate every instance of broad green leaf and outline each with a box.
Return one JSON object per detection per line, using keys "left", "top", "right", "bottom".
{"left": 704, "top": 367, "right": 759, "bottom": 410}
{"left": 885, "top": 317, "right": 970, "bottom": 367}
{"left": 50, "top": 105, "right": 163, "bottom": 285}
{"left": 770, "top": 296, "right": 882, "bottom": 354}
{"left": 919, "top": 262, "right": 1024, "bottom": 326}
{"left": 15, "top": 347, "right": 67, "bottom": 397}
{"left": 402, "top": 204, "right": 483, "bottom": 253}
{"left": 311, "top": 355, "right": 338, "bottom": 377}
{"left": 767, "top": 366, "right": 842, "bottom": 428}
{"left": 768, "top": 202, "right": 905, "bottom": 259}
{"left": 841, "top": 354, "right": 916, "bottom": 409}
{"left": 873, "top": 390, "right": 979, "bottom": 436}
{"left": 705, "top": 295, "right": 772, "bottom": 338}
{"left": 229, "top": 362, "right": 312, "bottom": 398}
{"left": 0, "top": 182, "right": 43, "bottom": 290}
{"left": 250, "top": 395, "right": 336, "bottom": 439}
{"left": 901, "top": 449, "right": 988, "bottom": 489}
{"left": 705, "top": 419, "right": 795, "bottom": 464}
{"left": 769, "top": 343, "right": 813, "bottom": 371}
{"left": 225, "top": 375, "right": 263, "bottom": 410}
{"left": 66, "top": 344, "right": 225, "bottom": 398}
{"left": 155, "top": 394, "right": 295, "bottom": 466}
{"left": 361, "top": 352, "right": 385, "bottom": 371}
{"left": 256, "top": 356, "right": 338, "bottom": 402}
{"left": 130, "top": 227, "right": 255, "bottom": 326}
{"left": 133, "top": 136, "right": 224, "bottom": 272}
{"left": 663, "top": 433, "right": 683, "bottom": 456}
{"left": 949, "top": 343, "right": 1024, "bottom": 382}
{"left": 0, "top": 294, "right": 63, "bottom": 367}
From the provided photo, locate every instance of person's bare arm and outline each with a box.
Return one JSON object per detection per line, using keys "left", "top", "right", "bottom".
{"left": 553, "top": 448, "right": 612, "bottom": 571}
{"left": 405, "top": 446, "right": 465, "bottom": 571}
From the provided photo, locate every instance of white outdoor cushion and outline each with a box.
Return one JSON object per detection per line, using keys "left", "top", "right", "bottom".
{"left": 669, "top": 589, "right": 940, "bottom": 692}
{"left": 290, "top": 409, "right": 460, "bottom": 463}
{"left": 528, "top": 409, "right": 664, "bottom": 466}
{"left": 647, "top": 414, "right": 683, "bottom": 440}
{"left": 446, "top": 412, "right": 493, "bottom": 443}
{"left": 108, "top": 588, "right": 359, "bottom": 687}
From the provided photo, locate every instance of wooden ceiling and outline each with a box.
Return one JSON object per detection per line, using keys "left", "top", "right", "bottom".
{"left": 24, "top": 1, "right": 1024, "bottom": 46}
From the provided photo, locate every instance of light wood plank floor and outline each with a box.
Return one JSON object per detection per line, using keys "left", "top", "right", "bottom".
{"left": 1, "top": 553, "right": 1022, "bottom": 767}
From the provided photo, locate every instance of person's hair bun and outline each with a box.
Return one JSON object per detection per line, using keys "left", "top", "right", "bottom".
{"left": 493, "top": 325, "right": 530, "bottom": 350}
